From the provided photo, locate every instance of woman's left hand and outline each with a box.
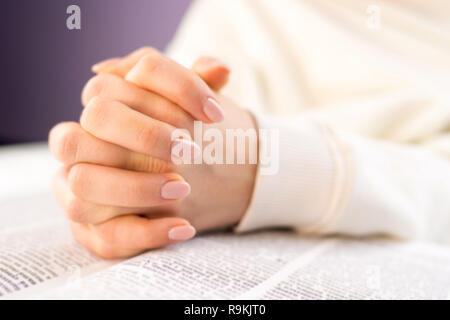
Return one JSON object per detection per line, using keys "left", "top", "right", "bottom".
{"left": 49, "top": 48, "right": 258, "bottom": 259}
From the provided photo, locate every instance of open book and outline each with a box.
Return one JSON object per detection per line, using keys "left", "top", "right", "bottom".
{"left": 1, "top": 144, "right": 450, "bottom": 299}
{"left": 2, "top": 191, "right": 450, "bottom": 299}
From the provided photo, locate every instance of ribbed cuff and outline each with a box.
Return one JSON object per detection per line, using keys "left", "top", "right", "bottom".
{"left": 235, "top": 113, "right": 338, "bottom": 233}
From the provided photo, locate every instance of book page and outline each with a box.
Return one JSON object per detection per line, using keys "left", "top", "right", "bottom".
{"left": 247, "top": 239, "right": 450, "bottom": 299}
{"left": 0, "top": 143, "right": 58, "bottom": 203}
{"left": 0, "top": 192, "right": 64, "bottom": 232}
{"left": 48, "top": 231, "right": 450, "bottom": 300}
{"left": 2, "top": 185, "right": 450, "bottom": 299}
{"left": 0, "top": 193, "right": 116, "bottom": 299}
{"left": 46, "top": 231, "right": 322, "bottom": 299}
{"left": 0, "top": 145, "right": 117, "bottom": 298}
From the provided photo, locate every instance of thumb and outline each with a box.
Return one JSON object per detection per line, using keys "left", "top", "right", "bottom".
{"left": 192, "top": 56, "right": 230, "bottom": 91}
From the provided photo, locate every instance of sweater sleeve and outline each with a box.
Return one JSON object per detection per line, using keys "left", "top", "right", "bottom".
{"left": 236, "top": 113, "right": 450, "bottom": 243}
{"left": 166, "top": 0, "right": 450, "bottom": 243}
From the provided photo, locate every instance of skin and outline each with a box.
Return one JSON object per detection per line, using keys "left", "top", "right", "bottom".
{"left": 49, "top": 47, "right": 258, "bottom": 259}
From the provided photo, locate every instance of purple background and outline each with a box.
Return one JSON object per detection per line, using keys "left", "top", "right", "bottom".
{"left": 0, "top": 0, "right": 191, "bottom": 144}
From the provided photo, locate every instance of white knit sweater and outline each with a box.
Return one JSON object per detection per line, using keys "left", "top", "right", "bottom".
{"left": 167, "top": 0, "right": 450, "bottom": 243}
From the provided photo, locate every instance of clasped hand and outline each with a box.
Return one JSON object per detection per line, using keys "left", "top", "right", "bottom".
{"left": 49, "top": 48, "right": 258, "bottom": 259}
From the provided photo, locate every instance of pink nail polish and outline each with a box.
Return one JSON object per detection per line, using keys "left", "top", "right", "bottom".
{"left": 171, "top": 138, "right": 201, "bottom": 162}
{"left": 161, "top": 181, "right": 191, "bottom": 200}
{"left": 203, "top": 97, "right": 225, "bottom": 122}
{"left": 168, "top": 225, "right": 196, "bottom": 241}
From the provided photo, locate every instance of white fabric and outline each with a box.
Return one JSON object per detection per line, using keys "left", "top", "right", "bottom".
{"left": 166, "top": 0, "right": 450, "bottom": 243}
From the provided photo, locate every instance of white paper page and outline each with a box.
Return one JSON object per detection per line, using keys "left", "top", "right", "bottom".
{"left": 0, "top": 143, "right": 62, "bottom": 231}
{"left": 0, "top": 192, "right": 65, "bottom": 232}
{"left": 0, "top": 143, "right": 59, "bottom": 202}
{"left": 0, "top": 220, "right": 117, "bottom": 299}
{"left": 2, "top": 144, "right": 450, "bottom": 300}
{"left": 50, "top": 231, "right": 450, "bottom": 300}
{"left": 251, "top": 239, "right": 450, "bottom": 299}
{"left": 48, "top": 231, "right": 323, "bottom": 299}
{"left": 0, "top": 191, "right": 117, "bottom": 299}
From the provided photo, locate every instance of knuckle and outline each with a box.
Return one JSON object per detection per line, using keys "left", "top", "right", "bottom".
{"left": 95, "top": 223, "right": 117, "bottom": 248}
{"left": 68, "top": 164, "right": 90, "bottom": 199}
{"left": 175, "top": 75, "right": 195, "bottom": 98}
{"left": 129, "top": 179, "right": 151, "bottom": 204}
{"left": 82, "top": 73, "right": 120, "bottom": 106}
{"left": 138, "top": 225, "right": 159, "bottom": 249}
{"left": 173, "top": 112, "right": 195, "bottom": 133}
{"left": 82, "top": 74, "right": 106, "bottom": 106}
{"left": 49, "top": 122, "right": 81, "bottom": 164}
{"left": 65, "top": 197, "right": 89, "bottom": 223}
{"left": 136, "top": 124, "right": 160, "bottom": 151}
{"left": 139, "top": 51, "right": 163, "bottom": 74}
{"left": 81, "top": 96, "right": 109, "bottom": 130}
{"left": 136, "top": 46, "right": 159, "bottom": 56}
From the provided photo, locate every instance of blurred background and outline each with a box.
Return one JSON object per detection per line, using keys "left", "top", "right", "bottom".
{"left": 0, "top": 0, "right": 191, "bottom": 145}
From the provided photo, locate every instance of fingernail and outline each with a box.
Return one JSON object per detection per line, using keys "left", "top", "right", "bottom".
{"left": 91, "top": 58, "right": 121, "bottom": 72}
{"left": 161, "top": 180, "right": 191, "bottom": 200}
{"left": 171, "top": 138, "right": 201, "bottom": 162}
{"left": 168, "top": 225, "right": 196, "bottom": 241}
{"left": 203, "top": 97, "right": 225, "bottom": 122}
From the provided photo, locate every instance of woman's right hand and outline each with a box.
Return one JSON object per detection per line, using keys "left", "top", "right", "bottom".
{"left": 49, "top": 48, "right": 231, "bottom": 259}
